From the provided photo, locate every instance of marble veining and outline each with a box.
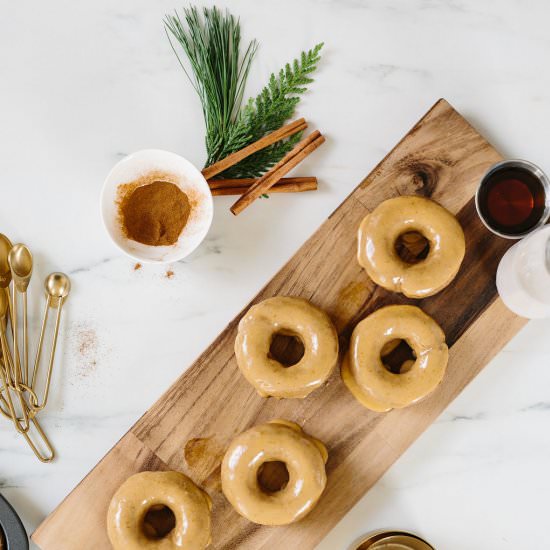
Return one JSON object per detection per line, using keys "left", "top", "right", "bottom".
{"left": 1, "top": 1, "right": 550, "bottom": 548}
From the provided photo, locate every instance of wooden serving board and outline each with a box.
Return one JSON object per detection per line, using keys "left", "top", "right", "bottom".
{"left": 33, "top": 99, "right": 527, "bottom": 549}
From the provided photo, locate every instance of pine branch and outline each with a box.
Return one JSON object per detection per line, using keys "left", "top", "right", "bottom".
{"left": 164, "top": 7, "right": 258, "bottom": 165}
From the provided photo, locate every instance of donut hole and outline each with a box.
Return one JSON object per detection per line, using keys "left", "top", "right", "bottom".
{"left": 257, "top": 461, "right": 290, "bottom": 494}
{"left": 395, "top": 231, "right": 430, "bottom": 264}
{"left": 142, "top": 504, "right": 176, "bottom": 540}
{"left": 381, "top": 339, "right": 416, "bottom": 374}
{"left": 269, "top": 331, "right": 305, "bottom": 367}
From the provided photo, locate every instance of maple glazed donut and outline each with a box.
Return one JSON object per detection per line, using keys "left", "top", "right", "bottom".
{"left": 234, "top": 296, "right": 339, "bottom": 398}
{"left": 107, "top": 471, "right": 212, "bottom": 550}
{"left": 358, "top": 195, "right": 466, "bottom": 298}
{"left": 342, "top": 305, "right": 448, "bottom": 412}
{"left": 221, "top": 420, "right": 328, "bottom": 525}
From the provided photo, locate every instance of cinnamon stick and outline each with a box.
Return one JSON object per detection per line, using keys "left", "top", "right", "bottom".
{"left": 201, "top": 118, "right": 307, "bottom": 180}
{"left": 230, "top": 130, "right": 325, "bottom": 215}
{"left": 209, "top": 177, "right": 317, "bottom": 196}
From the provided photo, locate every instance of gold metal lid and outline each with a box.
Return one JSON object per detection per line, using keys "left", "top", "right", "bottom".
{"left": 353, "top": 531, "right": 435, "bottom": 550}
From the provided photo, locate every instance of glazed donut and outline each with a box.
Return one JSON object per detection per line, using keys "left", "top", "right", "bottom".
{"left": 221, "top": 420, "right": 328, "bottom": 525}
{"left": 357, "top": 196, "right": 465, "bottom": 298}
{"left": 234, "top": 297, "right": 339, "bottom": 398}
{"left": 342, "top": 305, "right": 448, "bottom": 411}
{"left": 107, "top": 471, "right": 212, "bottom": 550}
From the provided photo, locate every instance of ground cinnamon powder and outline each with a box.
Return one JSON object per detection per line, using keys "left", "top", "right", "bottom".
{"left": 120, "top": 180, "right": 191, "bottom": 246}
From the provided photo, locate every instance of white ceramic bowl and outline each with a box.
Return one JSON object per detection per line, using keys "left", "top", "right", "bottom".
{"left": 101, "top": 149, "right": 213, "bottom": 263}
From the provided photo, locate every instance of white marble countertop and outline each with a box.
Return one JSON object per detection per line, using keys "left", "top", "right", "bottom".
{"left": 1, "top": 1, "right": 550, "bottom": 548}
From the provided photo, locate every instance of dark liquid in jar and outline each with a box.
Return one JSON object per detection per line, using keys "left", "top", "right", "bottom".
{"left": 477, "top": 167, "right": 546, "bottom": 236}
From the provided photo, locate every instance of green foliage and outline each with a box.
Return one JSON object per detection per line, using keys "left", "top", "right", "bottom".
{"left": 220, "top": 42, "right": 324, "bottom": 178}
{"left": 165, "top": 6, "right": 323, "bottom": 178}
{"left": 164, "top": 7, "right": 257, "bottom": 165}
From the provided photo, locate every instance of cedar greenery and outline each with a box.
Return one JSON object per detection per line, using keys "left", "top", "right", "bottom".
{"left": 165, "top": 6, "right": 323, "bottom": 178}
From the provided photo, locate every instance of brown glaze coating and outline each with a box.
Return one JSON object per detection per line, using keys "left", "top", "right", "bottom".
{"left": 342, "top": 305, "right": 448, "bottom": 411}
{"left": 358, "top": 196, "right": 465, "bottom": 298}
{"left": 234, "top": 297, "right": 339, "bottom": 398}
{"left": 221, "top": 420, "right": 328, "bottom": 525}
{"left": 107, "top": 471, "right": 212, "bottom": 550}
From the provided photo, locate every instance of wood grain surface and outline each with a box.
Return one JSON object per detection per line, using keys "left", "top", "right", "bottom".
{"left": 33, "top": 99, "right": 528, "bottom": 550}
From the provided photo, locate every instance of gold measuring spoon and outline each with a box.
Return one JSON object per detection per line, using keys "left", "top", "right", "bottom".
{"left": 0, "top": 381, "right": 39, "bottom": 422}
{"left": 0, "top": 234, "right": 14, "bottom": 338}
{"left": 0, "top": 289, "right": 29, "bottom": 432}
{"left": 0, "top": 343, "right": 38, "bottom": 421}
{"left": 8, "top": 244, "right": 33, "bottom": 385}
{"left": 31, "top": 273, "right": 70, "bottom": 411}
{"left": 0, "top": 362, "right": 55, "bottom": 462}
{"left": 0, "top": 234, "right": 12, "bottom": 289}
{"left": 20, "top": 416, "right": 55, "bottom": 463}
{"left": 0, "top": 379, "right": 54, "bottom": 462}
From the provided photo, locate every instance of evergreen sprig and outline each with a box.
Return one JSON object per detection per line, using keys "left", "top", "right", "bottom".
{"left": 164, "top": 7, "right": 258, "bottom": 165}
{"left": 165, "top": 6, "right": 323, "bottom": 178}
{"left": 220, "top": 42, "right": 324, "bottom": 178}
